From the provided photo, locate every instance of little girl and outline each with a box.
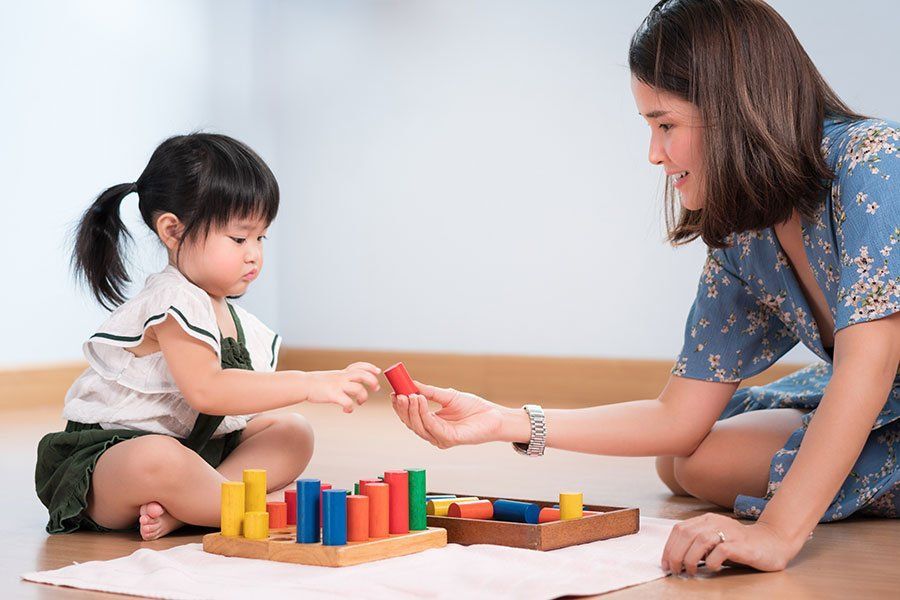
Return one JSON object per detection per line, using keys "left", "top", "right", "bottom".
{"left": 36, "top": 133, "right": 380, "bottom": 540}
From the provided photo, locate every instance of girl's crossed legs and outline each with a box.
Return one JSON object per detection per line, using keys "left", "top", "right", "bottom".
{"left": 86, "top": 412, "right": 314, "bottom": 540}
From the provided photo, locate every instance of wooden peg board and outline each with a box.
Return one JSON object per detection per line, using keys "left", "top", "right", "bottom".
{"left": 202, "top": 526, "right": 447, "bottom": 567}
{"left": 426, "top": 493, "right": 639, "bottom": 551}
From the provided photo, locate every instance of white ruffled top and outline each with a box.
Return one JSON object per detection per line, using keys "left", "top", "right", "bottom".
{"left": 62, "top": 265, "right": 281, "bottom": 438}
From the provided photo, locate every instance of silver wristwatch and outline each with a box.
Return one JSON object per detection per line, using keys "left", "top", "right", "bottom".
{"left": 512, "top": 404, "right": 546, "bottom": 456}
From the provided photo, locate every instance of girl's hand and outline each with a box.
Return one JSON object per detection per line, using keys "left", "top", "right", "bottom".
{"left": 392, "top": 383, "right": 506, "bottom": 447}
{"left": 662, "top": 513, "right": 801, "bottom": 575}
{"left": 304, "top": 362, "right": 381, "bottom": 413}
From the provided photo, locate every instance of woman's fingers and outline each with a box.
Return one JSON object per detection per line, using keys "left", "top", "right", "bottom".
{"left": 422, "top": 407, "right": 457, "bottom": 447}
{"left": 393, "top": 394, "right": 413, "bottom": 428}
{"left": 407, "top": 394, "right": 441, "bottom": 446}
{"left": 682, "top": 530, "right": 722, "bottom": 576}
{"left": 703, "top": 542, "right": 736, "bottom": 572}
{"left": 416, "top": 382, "right": 458, "bottom": 407}
{"left": 662, "top": 520, "right": 698, "bottom": 574}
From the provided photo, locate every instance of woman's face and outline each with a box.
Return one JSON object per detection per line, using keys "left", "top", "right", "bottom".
{"left": 631, "top": 77, "right": 704, "bottom": 210}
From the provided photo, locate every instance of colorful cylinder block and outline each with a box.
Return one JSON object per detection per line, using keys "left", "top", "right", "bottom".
{"left": 406, "top": 468, "right": 427, "bottom": 531}
{"left": 243, "top": 511, "right": 269, "bottom": 540}
{"left": 354, "top": 482, "right": 359, "bottom": 495}
{"left": 384, "top": 471, "right": 409, "bottom": 534}
{"left": 384, "top": 362, "right": 419, "bottom": 396}
{"left": 267, "top": 501, "right": 288, "bottom": 529}
{"left": 359, "top": 478, "right": 382, "bottom": 496}
{"left": 559, "top": 492, "right": 584, "bottom": 520}
{"left": 284, "top": 489, "right": 297, "bottom": 526}
{"left": 347, "top": 494, "right": 370, "bottom": 542}
{"left": 448, "top": 500, "right": 493, "bottom": 520}
{"left": 366, "top": 482, "right": 390, "bottom": 538}
{"left": 243, "top": 469, "right": 267, "bottom": 513}
{"left": 322, "top": 489, "right": 348, "bottom": 546}
{"left": 493, "top": 499, "right": 540, "bottom": 524}
{"left": 425, "top": 494, "right": 457, "bottom": 501}
{"left": 319, "top": 482, "right": 332, "bottom": 527}
{"left": 296, "top": 479, "right": 321, "bottom": 543}
{"left": 426, "top": 497, "right": 479, "bottom": 516}
{"left": 220, "top": 481, "right": 245, "bottom": 537}
{"left": 538, "top": 507, "right": 560, "bottom": 523}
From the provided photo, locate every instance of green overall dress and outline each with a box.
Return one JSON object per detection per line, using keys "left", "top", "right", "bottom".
{"left": 35, "top": 305, "right": 252, "bottom": 533}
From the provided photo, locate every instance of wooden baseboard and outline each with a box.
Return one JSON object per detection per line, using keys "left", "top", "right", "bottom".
{"left": 0, "top": 362, "right": 88, "bottom": 411}
{"left": 0, "top": 350, "right": 806, "bottom": 410}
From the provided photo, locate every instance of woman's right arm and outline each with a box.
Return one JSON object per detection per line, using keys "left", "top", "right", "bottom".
{"left": 394, "top": 374, "right": 738, "bottom": 457}
{"left": 154, "top": 315, "right": 380, "bottom": 415}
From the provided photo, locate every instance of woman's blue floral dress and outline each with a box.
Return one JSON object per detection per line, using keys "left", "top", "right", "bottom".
{"left": 674, "top": 117, "right": 900, "bottom": 521}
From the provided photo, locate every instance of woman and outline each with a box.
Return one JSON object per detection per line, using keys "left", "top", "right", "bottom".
{"left": 391, "top": 0, "right": 899, "bottom": 575}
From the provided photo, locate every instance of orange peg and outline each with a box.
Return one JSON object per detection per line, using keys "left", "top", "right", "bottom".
{"left": 347, "top": 494, "right": 370, "bottom": 542}
{"left": 366, "top": 482, "right": 390, "bottom": 538}
{"left": 448, "top": 500, "right": 493, "bottom": 520}
{"left": 266, "top": 501, "right": 288, "bottom": 529}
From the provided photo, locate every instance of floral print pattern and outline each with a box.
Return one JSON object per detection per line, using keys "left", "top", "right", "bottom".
{"left": 674, "top": 118, "right": 900, "bottom": 521}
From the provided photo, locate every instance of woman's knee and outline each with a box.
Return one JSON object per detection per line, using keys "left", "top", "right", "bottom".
{"left": 656, "top": 456, "right": 689, "bottom": 496}
{"left": 671, "top": 453, "right": 703, "bottom": 496}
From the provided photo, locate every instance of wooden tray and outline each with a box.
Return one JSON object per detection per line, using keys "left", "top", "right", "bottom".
{"left": 202, "top": 526, "right": 447, "bottom": 567}
{"left": 426, "top": 493, "right": 639, "bottom": 551}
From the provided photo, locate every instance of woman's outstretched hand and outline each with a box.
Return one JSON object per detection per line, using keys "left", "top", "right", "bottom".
{"left": 392, "top": 383, "right": 514, "bottom": 448}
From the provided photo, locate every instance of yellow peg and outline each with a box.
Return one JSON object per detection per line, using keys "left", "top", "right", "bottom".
{"left": 243, "top": 511, "right": 270, "bottom": 540}
{"left": 426, "top": 497, "right": 480, "bottom": 516}
{"left": 243, "top": 469, "right": 267, "bottom": 513}
{"left": 221, "top": 481, "right": 245, "bottom": 536}
{"left": 559, "top": 492, "right": 583, "bottom": 520}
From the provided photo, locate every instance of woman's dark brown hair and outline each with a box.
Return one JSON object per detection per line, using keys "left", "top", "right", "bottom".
{"left": 629, "top": 0, "right": 863, "bottom": 247}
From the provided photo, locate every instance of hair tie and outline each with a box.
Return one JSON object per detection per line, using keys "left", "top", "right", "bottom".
{"left": 129, "top": 182, "right": 139, "bottom": 194}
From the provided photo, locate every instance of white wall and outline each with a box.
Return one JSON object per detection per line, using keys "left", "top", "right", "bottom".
{"left": 265, "top": 0, "right": 898, "bottom": 362}
{"left": 2, "top": 0, "right": 897, "bottom": 369}
{"left": 0, "top": 0, "right": 279, "bottom": 367}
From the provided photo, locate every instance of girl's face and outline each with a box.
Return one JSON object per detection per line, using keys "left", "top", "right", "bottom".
{"left": 174, "top": 217, "right": 268, "bottom": 300}
{"left": 630, "top": 77, "right": 705, "bottom": 210}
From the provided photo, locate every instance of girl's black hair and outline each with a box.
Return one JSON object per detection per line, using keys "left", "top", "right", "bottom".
{"left": 72, "top": 133, "right": 279, "bottom": 309}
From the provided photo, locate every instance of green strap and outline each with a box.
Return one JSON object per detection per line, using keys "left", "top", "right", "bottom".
{"left": 183, "top": 414, "right": 225, "bottom": 453}
{"left": 226, "top": 302, "right": 245, "bottom": 345}
{"left": 186, "top": 303, "right": 251, "bottom": 453}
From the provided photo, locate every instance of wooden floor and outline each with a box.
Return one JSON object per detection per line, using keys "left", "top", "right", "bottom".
{"left": 5, "top": 399, "right": 898, "bottom": 599}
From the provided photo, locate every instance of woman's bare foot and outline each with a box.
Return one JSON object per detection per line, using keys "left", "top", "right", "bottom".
{"left": 138, "top": 502, "right": 184, "bottom": 540}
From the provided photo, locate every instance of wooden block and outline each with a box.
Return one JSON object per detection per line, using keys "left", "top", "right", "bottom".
{"left": 203, "top": 526, "right": 447, "bottom": 567}
{"left": 267, "top": 501, "right": 288, "bottom": 529}
{"left": 244, "top": 511, "right": 269, "bottom": 540}
{"left": 221, "top": 481, "right": 245, "bottom": 537}
{"left": 243, "top": 469, "right": 267, "bottom": 513}
{"left": 426, "top": 492, "right": 639, "bottom": 551}
{"left": 559, "top": 492, "right": 583, "bottom": 520}
{"left": 426, "top": 497, "right": 479, "bottom": 517}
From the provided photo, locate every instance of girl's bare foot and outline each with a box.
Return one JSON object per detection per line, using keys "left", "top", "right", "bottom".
{"left": 138, "top": 502, "right": 184, "bottom": 540}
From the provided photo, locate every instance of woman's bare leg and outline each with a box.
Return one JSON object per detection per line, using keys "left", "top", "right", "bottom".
{"left": 87, "top": 412, "right": 314, "bottom": 540}
{"left": 656, "top": 456, "right": 690, "bottom": 496}
{"left": 657, "top": 408, "right": 806, "bottom": 509}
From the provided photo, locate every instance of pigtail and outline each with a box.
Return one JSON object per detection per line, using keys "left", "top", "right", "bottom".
{"left": 72, "top": 182, "right": 138, "bottom": 310}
